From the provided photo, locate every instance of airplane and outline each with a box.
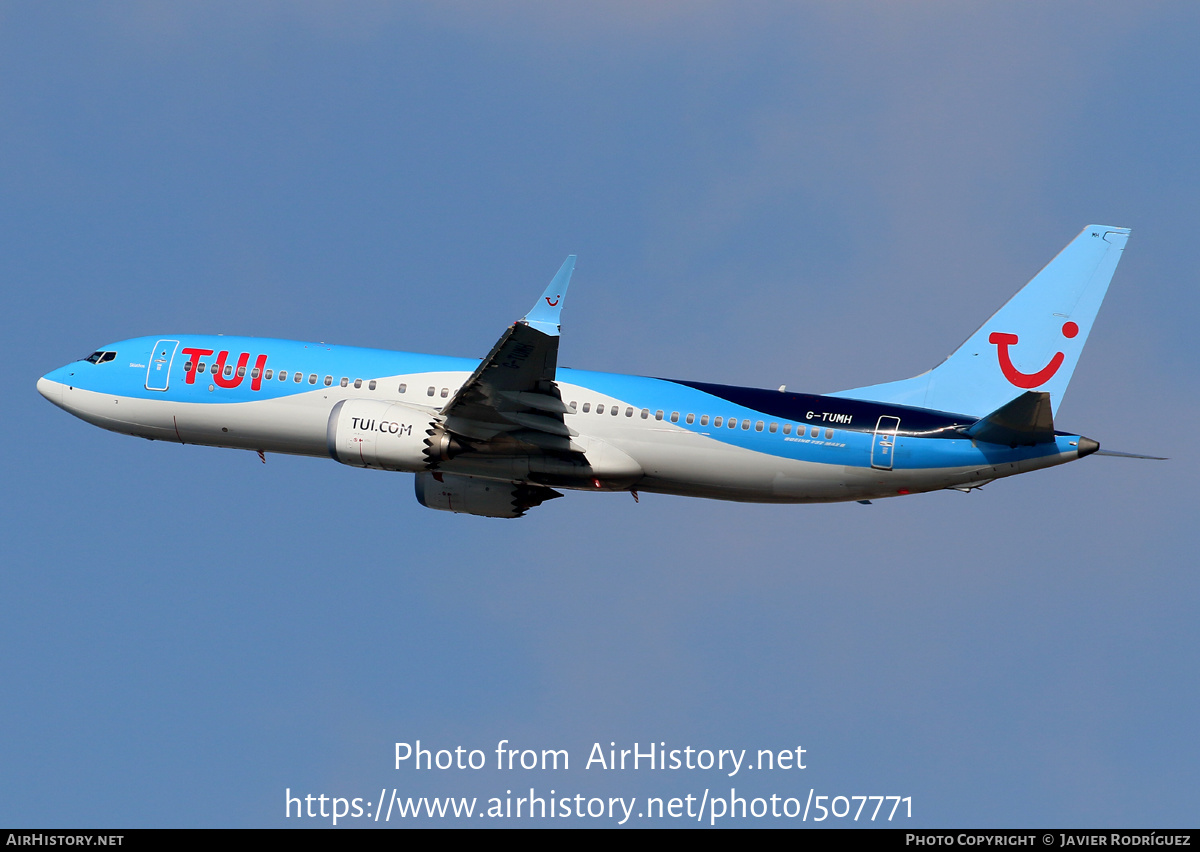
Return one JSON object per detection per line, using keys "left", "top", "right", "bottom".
{"left": 37, "top": 224, "right": 1148, "bottom": 518}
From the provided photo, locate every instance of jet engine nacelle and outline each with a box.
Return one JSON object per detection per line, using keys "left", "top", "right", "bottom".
{"left": 414, "top": 472, "right": 562, "bottom": 519}
{"left": 326, "top": 399, "right": 437, "bottom": 471}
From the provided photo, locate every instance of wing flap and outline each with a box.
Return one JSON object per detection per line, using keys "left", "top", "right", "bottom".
{"left": 496, "top": 389, "right": 573, "bottom": 414}
{"left": 497, "top": 410, "right": 577, "bottom": 437}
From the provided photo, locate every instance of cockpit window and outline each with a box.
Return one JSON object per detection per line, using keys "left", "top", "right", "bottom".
{"left": 85, "top": 351, "right": 117, "bottom": 364}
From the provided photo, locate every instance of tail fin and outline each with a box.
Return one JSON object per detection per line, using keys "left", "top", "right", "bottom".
{"left": 831, "top": 225, "right": 1130, "bottom": 417}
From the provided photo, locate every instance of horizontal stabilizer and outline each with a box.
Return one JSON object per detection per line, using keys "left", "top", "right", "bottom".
{"left": 1093, "top": 449, "right": 1168, "bottom": 460}
{"left": 964, "top": 391, "right": 1055, "bottom": 446}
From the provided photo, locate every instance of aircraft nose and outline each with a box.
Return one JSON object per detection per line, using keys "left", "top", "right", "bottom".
{"left": 37, "top": 373, "right": 65, "bottom": 407}
{"left": 37, "top": 375, "right": 60, "bottom": 402}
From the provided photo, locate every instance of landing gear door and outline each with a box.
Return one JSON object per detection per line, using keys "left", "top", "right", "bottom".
{"left": 871, "top": 415, "right": 901, "bottom": 470}
{"left": 146, "top": 339, "right": 179, "bottom": 391}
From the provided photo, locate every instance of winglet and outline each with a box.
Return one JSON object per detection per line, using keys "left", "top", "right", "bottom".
{"left": 522, "top": 256, "right": 576, "bottom": 336}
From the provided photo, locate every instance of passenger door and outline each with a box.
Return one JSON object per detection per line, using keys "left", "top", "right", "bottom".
{"left": 145, "top": 339, "right": 179, "bottom": 391}
{"left": 871, "top": 415, "right": 901, "bottom": 470}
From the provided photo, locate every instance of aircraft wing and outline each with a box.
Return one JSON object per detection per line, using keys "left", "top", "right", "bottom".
{"left": 431, "top": 256, "right": 582, "bottom": 458}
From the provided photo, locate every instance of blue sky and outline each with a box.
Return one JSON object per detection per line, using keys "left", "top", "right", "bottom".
{"left": 3, "top": 3, "right": 1197, "bottom": 827}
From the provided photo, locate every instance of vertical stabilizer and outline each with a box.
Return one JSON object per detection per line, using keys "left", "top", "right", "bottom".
{"left": 831, "top": 225, "right": 1130, "bottom": 417}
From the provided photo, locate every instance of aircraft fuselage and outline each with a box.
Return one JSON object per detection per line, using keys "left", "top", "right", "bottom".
{"left": 37, "top": 333, "right": 1093, "bottom": 506}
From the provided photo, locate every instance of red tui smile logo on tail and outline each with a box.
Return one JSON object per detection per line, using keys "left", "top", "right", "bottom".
{"left": 989, "top": 322, "right": 1078, "bottom": 388}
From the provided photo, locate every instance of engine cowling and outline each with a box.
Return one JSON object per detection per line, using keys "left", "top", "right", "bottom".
{"left": 414, "top": 472, "right": 562, "bottom": 518}
{"left": 326, "top": 399, "right": 437, "bottom": 471}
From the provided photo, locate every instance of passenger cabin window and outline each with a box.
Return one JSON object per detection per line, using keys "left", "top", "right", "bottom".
{"left": 223, "top": 365, "right": 232, "bottom": 377}
{"left": 582, "top": 403, "right": 591, "bottom": 413}
{"left": 825, "top": 428, "right": 834, "bottom": 439}
{"left": 641, "top": 409, "right": 649, "bottom": 419}
{"left": 810, "top": 425, "right": 820, "bottom": 438}
{"left": 398, "top": 383, "right": 407, "bottom": 393}
{"left": 670, "top": 412, "right": 679, "bottom": 423}
{"left": 741, "top": 419, "right": 751, "bottom": 430}
{"left": 237, "top": 366, "right": 246, "bottom": 378}
{"left": 251, "top": 368, "right": 260, "bottom": 379}
{"left": 783, "top": 424, "right": 792, "bottom": 435}
{"left": 294, "top": 373, "right": 302, "bottom": 383}
{"left": 340, "top": 377, "right": 349, "bottom": 387}
{"left": 369, "top": 380, "right": 377, "bottom": 391}
{"left": 769, "top": 422, "right": 778, "bottom": 433}
{"left": 714, "top": 416, "right": 723, "bottom": 427}
{"left": 625, "top": 407, "right": 633, "bottom": 417}
{"left": 596, "top": 404, "right": 604, "bottom": 414}
{"left": 308, "top": 374, "right": 317, "bottom": 384}
{"left": 569, "top": 401, "right": 577, "bottom": 411}
{"left": 701, "top": 415, "right": 709, "bottom": 426}
{"left": 440, "top": 388, "right": 448, "bottom": 398}
{"left": 755, "top": 420, "right": 764, "bottom": 432}
{"left": 324, "top": 375, "right": 333, "bottom": 386}
{"left": 611, "top": 406, "right": 619, "bottom": 416}
{"left": 427, "top": 386, "right": 435, "bottom": 396}
{"left": 655, "top": 410, "right": 663, "bottom": 421}
{"left": 265, "top": 369, "right": 273, "bottom": 380}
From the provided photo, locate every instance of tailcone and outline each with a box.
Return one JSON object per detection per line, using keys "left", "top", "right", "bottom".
{"left": 1077, "top": 436, "right": 1100, "bottom": 458}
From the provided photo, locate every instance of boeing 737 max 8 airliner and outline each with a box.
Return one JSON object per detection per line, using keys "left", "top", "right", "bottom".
{"left": 38, "top": 226, "right": 1142, "bottom": 517}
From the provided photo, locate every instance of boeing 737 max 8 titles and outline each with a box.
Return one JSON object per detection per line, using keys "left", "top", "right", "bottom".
{"left": 38, "top": 225, "right": 1144, "bottom": 517}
